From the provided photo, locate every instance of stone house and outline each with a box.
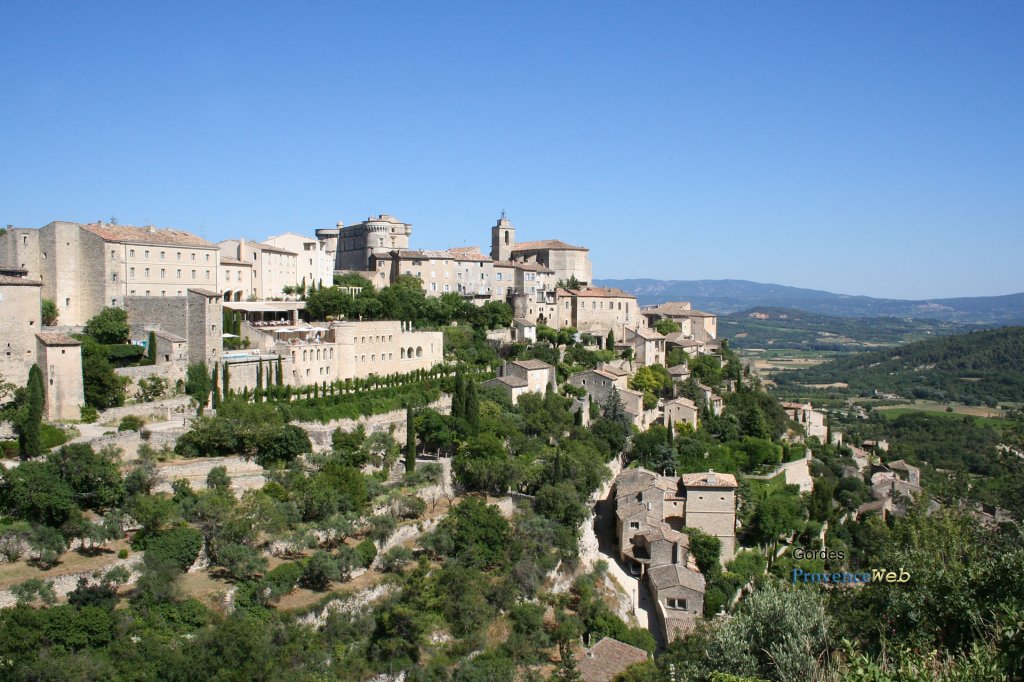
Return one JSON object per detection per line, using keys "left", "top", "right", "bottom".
{"left": 648, "top": 564, "right": 707, "bottom": 640}
{"left": 511, "top": 318, "right": 537, "bottom": 343}
{"left": 641, "top": 302, "right": 718, "bottom": 342}
{"left": 556, "top": 287, "right": 636, "bottom": 339}
{"left": 663, "top": 396, "right": 699, "bottom": 431}
{"left": 218, "top": 256, "right": 255, "bottom": 301}
{"left": 35, "top": 333, "right": 84, "bottom": 421}
{"left": 782, "top": 401, "right": 828, "bottom": 441}
{"left": 624, "top": 325, "right": 665, "bottom": 366}
{"left": 263, "top": 232, "right": 334, "bottom": 289}
{"left": 578, "top": 637, "right": 648, "bottom": 682}
{"left": 696, "top": 382, "right": 724, "bottom": 416}
{"left": 483, "top": 358, "right": 556, "bottom": 404}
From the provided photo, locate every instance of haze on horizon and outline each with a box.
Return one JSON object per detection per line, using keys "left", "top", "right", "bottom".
{"left": 1, "top": 2, "right": 1021, "bottom": 300}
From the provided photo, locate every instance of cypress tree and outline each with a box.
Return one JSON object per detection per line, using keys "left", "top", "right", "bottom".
{"left": 452, "top": 371, "right": 466, "bottom": 420}
{"left": 465, "top": 380, "right": 480, "bottom": 431}
{"left": 20, "top": 364, "right": 44, "bottom": 460}
{"left": 276, "top": 357, "right": 283, "bottom": 387}
{"left": 223, "top": 362, "right": 230, "bottom": 396}
{"left": 255, "top": 362, "right": 263, "bottom": 403}
{"left": 405, "top": 405, "right": 416, "bottom": 473}
{"left": 147, "top": 331, "right": 157, "bottom": 365}
{"left": 211, "top": 364, "right": 220, "bottom": 410}
{"left": 606, "top": 329, "right": 615, "bottom": 351}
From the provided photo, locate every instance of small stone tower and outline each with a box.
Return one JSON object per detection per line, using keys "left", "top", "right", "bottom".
{"left": 490, "top": 214, "right": 515, "bottom": 262}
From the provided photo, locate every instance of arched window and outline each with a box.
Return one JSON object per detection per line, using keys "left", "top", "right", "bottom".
{"left": 416, "top": 347, "right": 422, "bottom": 358}
{"left": 504, "top": 231, "right": 509, "bottom": 245}
{"left": 401, "top": 348, "right": 406, "bottom": 359}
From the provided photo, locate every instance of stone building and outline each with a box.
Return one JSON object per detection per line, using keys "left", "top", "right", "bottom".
{"left": 218, "top": 239, "right": 299, "bottom": 300}
{"left": 556, "top": 287, "right": 637, "bottom": 339}
{"left": 624, "top": 325, "right": 665, "bottom": 366}
{"left": 126, "top": 289, "right": 223, "bottom": 366}
{"left": 35, "top": 333, "right": 84, "bottom": 420}
{"left": 483, "top": 359, "right": 556, "bottom": 404}
{"left": 663, "top": 396, "right": 699, "bottom": 431}
{"left": 612, "top": 467, "right": 733, "bottom": 640}
{"left": 330, "top": 214, "right": 412, "bottom": 271}
{"left": 263, "top": 232, "right": 333, "bottom": 289}
{"left": 641, "top": 302, "right": 718, "bottom": 342}
{"left": 218, "top": 256, "right": 255, "bottom": 302}
{"left": 782, "top": 401, "right": 828, "bottom": 441}
{"left": 578, "top": 638, "right": 649, "bottom": 682}
{"left": 0, "top": 271, "right": 44, "bottom": 385}
{"left": 0, "top": 221, "right": 221, "bottom": 326}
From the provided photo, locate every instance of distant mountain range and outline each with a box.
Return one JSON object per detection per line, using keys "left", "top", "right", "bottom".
{"left": 593, "top": 278, "right": 1024, "bottom": 324}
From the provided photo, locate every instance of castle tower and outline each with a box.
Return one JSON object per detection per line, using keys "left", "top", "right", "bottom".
{"left": 490, "top": 214, "right": 515, "bottom": 262}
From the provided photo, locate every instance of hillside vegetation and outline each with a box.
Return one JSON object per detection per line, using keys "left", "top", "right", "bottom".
{"left": 777, "top": 326, "right": 1024, "bottom": 405}
{"left": 595, "top": 278, "right": 1024, "bottom": 323}
{"left": 720, "top": 307, "right": 978, "bottom": 351}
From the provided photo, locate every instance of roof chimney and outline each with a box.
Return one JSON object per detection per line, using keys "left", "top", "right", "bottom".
{"left": 707, "top": 470, "right": 716, "bottom": 485}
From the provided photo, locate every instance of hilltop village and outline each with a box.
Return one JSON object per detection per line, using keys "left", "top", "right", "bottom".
{"left": 0, "top": 214, "right": 1010, "bottom": 681}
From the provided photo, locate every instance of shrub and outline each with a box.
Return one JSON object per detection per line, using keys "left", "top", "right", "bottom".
{"left": 118, "top": 548, "right": 129, "bottom": 559}
{"left": 80, "top": 405, "right": 99, "bottom": 423}
{"left": 366, "top": 514, "right": 397, "bottom": 545}
{"left": 143, "top": 526, "right": 203, "bottom": 572}
{"left": 379, "top": 546, "right": 414, "bottom": 573}
{"left": 355, "top": 539, "right": 377, "bottom": 568}
{"left": 300, "top": 550, "right": 340, "bottom": 590}
{"left": 119, "top": 415, "right": 145, "bottom": 432}
{"left": 263, "top": 561, "right": 303, "bottom": 599}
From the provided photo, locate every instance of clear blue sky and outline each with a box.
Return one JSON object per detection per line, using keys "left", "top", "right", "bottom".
{"left": 2, "top": 2, "right": 1021, "bottom": 299}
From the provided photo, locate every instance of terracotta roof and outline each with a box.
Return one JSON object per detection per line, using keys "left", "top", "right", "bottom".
{"left": 681, "top": 471, "right": 738, "bottom": 488}
{"left": 512, "top": 318, "right": 536, "bottom": 326}
{"left": 447, "top": 246, "right": 483, "bottom": 255}
{"left": 511, "top": 239, "right": 588, "bottom": 252}
{"left": 667, "top": 337, "right": 702, "bottom": 348}
{"left": 187, "top": 288, "right": 221, "bottom": 298}
{"left": 0, "top": 274, "right": 42, "bottom": 286}
{"left": 82, "top": 223, "right": 216, "bottom": 248}
{"left": 597, "top": 364, "right": 630, "bottom": 377}
{"left": 578, "top": 638, "right": 648, "bottom": 682}
{"left": 615, "top": 501, "right": 649, "bottom": 520}
{"left": 35, "top": 332, "right": 81, "bottom": 346}
{"left": 665, "top": 397, "right": 697, "bottom": 409}
{"left": 511, "top": 359, "right": 552, "bottom": 371}
{"left": 666, "top": 364, "right": 690, "bottom": 376}
{"left": 648, "top": 563, "right": 706, "bottom": 592}
{"left": 887, "top": 459, "right": 919, "bottom": 472}
{"left": 394, "top": 249, "right": 455, "bottom": 261}
{"left": 682, "top": 310, "right": 716, "bottom": 318}
{"left": 560, "top": 287, "right": 636, "bottom": 299}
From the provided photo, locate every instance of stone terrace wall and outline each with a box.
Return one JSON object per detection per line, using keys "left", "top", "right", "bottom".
{"left": 94, "top": 396, "right": 192, "bottom": 425}
{"left": 295, "top": 395, "right": 451, "bottom": 452}
{"left": 116, "top": 362, "right": 188, "bottom": 401}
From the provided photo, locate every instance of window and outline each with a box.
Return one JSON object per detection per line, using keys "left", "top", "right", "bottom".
{"left": 111, "top": 250, "right": 116, "bottom": 259}
{"left": 130, "top": 249, "right": 135, "bottom": 258}
{"left": 145, "top": 291, "right": 150, "bottom": 296}
{"left": 160, "top": 269, "right": 165, "bottom": 279}
{"left": 176, "top": 252, "right": 181, "bottom": 260}
{"left": 111, "top": 272, "right": 118, "bottom": 282}
{"left": 144, "top": 250, "right": 150, "bottom": 259}
{"left": 145, "top": 268, "right": 150, "bottom": 277}
{"left": 667, "top": 598, "right": 688, "bottom": 610}
{"left": 130, "top": 267, "right": 135, "bottom": 277}
{"left": 192, "top": 270, "right": 196, "bottom": 279}
{"left": 111, "top": 298, "right": 117, "bottom": 305}
{"left": 205, "top": 254, "right": 210, "bottom": 262}
{"left": 176, "top": 269, "right": 181, "bottom": 278}
{"left": 130, "top": 290, "right": 136, "bottom": 295}
{"left": 191, "top": 253, "right": 196, "bottom": 261}
{"left": 430, "top": 282, "right": 437, "bottom": 292}
{"left": 205, "top": 270, "right": 210, "bottom": 280}
{"left": 496, "top": 272, "right": 502, "bottom": 281}
{"left": 629, "top": 521, "right": 640, "bottom": 530}
{"left": 160, "top": 251, "right": 165, "bottom": 260}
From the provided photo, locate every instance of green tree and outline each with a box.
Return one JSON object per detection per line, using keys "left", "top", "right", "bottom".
{"left": 41, "top": 299, "right": 59, "bottom": 326}
{"left": 405, "top": 405, "right": 416, "bottom": 473}
{"left": 655, "top": 318, "right": 682, "bottom": 335}
{"left": 146, "top": 331, "right": 157, "bottom": 365}
{"left": 80, "top": 344, "right": 127, "bottom": 409}
{"left": 300, "top": 550, "right": 340, "bottom": 590}
{"left": 206, "top": 466, "right": 231, "bottom": 492}
{"left": 137, "top": 375, "right": 168, "bottom": 402}
{"left": 84, "top": 307, "right": 130, "bottom": 345}
{"left": 0, "top": 461, "right": 77, "bottom": 525}
{"left": 465, "top": 380, "right": 480, "bottom": 431}
{"left": 222, "top": 361, "right": 231, "bottom": 397}
{"left": 210, "top": 364, "right": 220, "bottom": 411}
{"left": 18, "top": 364, "right": 44, "bottom": 459}
{"left": 185, "top": 362, "right": 211, "bottom": 415}
{"left": 606, "top": 329, "right": 615, "bottom": 351}
{"left": 428, "top": 497, "right": 511, "bottom": 569}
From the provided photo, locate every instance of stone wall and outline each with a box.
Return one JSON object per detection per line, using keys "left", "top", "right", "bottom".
{"left": 94, "top": 396, "right": 193, "bottom": 426}
{"left": 296, "top": 395, "right": 451, "bottom": 452}
{"left": 117, "top": 362, "right": 188, "bottom": 400}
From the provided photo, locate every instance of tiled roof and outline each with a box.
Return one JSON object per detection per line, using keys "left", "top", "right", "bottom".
{"left": 578, "top": 637, "right": 648, "bottom": 682}
{"left": 681, "top": 471, "right": 738, "bottom": 488}
{"left": 511, "top": 261, "right": 554, "bottom": 273}
{"left": 0, "top": 274, "right": 42, "bottom": 286}
{"left": 154, "top": 330, "right": 187, "bottom": 342}
{"left": 447, "top": 246, "right": 483, "bottom": 255}
{"left": 683, "top": 310, "right": 716, "bottom": 318}
{"left": 629, "top": 326, "right": 664, "bottom": 340}
{"left": 486, "top": 376, "right": 529, "bottom": 389}
{"left": 220, "top": 256, "right": 252, "bottom": 266}
{"left": 82, "top": 223, "right": 216, "bottom": 248}
{"left": 667, "top": 337, "right": 702, "bottom": 348}
{"left": 642, "top": 301, "right": 692, "bottom": 315}
{"left": 615, "top": 501, "right": 649, "bottom": 520}
{"left": 511, "top": 359, "right": 552, "bottom": 371}
{"left": 666, "top": 364, "right": 690, "bottom": 375}
{"left": 35, "top": 332, "right": 81, "bottom": 346}
{"left": 253, "top": 242, "right": 298, "bottom": 256}
{"left": 648, "top": 563, "right": 706, "bottom": 592}
{"left": 187, "top": 288, "right": 221, "bottom": 298}
{"left": 394, "top": 249, "right": 455, "bottom": 261}
{"left": 560, "top": 287, "right": 636, "bottom": 299}
{"left": 511, "top": 239, "right": 588, "bottom": 252}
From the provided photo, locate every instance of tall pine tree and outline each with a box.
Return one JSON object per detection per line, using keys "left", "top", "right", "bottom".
{"left": 452, "top": 371, "right": 466, "bottom": 421}
{"left": 255, "top": 362, "right": 263, "bottom": 403}
{"left": 211, "top": 364, "right": 220, "bottom": 410}
{"left": 222, "top": 362, "right": 230, "bottom": 397}
{"left": 147, "top": 331, "right": 157, "bottom": 365}
{"left": 276, "top": 356, "right": 283, "bottom": 388}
